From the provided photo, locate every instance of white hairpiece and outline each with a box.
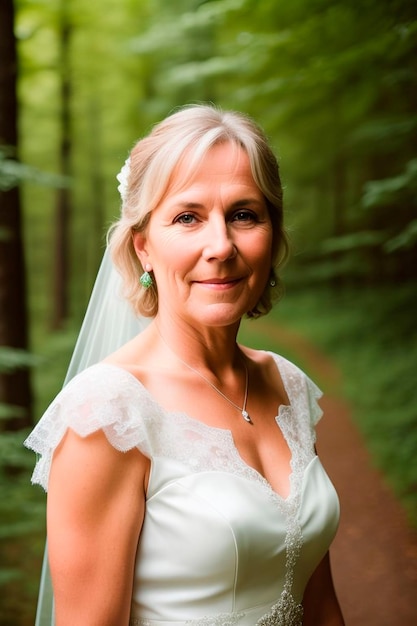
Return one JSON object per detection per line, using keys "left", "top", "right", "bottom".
{"left": 116, "top": 157, "right": 131, "bottom": 203}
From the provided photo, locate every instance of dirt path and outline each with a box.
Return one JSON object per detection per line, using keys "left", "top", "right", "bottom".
{"left": 254, "top": 320, "right": 417, "bottom": 626}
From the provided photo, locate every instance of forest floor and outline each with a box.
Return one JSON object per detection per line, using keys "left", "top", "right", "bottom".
{"left": 256, "top": 319, "right": 417, "bottom": 626}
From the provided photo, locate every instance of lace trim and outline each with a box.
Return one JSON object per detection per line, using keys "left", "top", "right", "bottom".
{"left": 24, "top": 354, "right": 319, "bottom": 496}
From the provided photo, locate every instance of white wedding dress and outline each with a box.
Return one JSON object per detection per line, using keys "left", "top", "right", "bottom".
{"left": 25, "top": 351, "right": 340, "bottom": 626}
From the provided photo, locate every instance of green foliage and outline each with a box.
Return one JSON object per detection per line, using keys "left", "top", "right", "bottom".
{"left": 267, "top": 283, "right": 417, "bottom": 527}
{"left": 0, "top": 347, "right": 45, "bottom": 621}
{"left": 0, "top": 322, "right": 81, "bottom": 621}
{"left": 385, "top": 219, "right": 417, "bottom": 253}
{"left": 0, "top": 148, "right": 69, "bottom": 192}
{"left": 0, "top": 348, "right": 42, "bottom": 420}
{"left": 362, "top": 159, "right": 417, "bottom": 210}
{"left": 16, "top": 0, "right": 417, "bottom": 321}
{"left": 0, "top": 404, "right": 26, "bottom": 420}
{"left": 7, "top": 0, "right": 416, "bottom": 621}
{"left": 0, "top": 347, "right": 42, "bottom": 374}
{"left": 0, "top": 426, "right": 45, "bottom": 625}
{"left": 317, "top": 231, "right": 386, "bottom": 254}
{"left": 121, "top": 0, "right": 417, "bottom": 283}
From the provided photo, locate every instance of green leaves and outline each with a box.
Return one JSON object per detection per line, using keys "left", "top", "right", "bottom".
{"left": 0, "top": 347, "right": 42, "bottom": 375}
{"left": 362, "top": 159, "right": 417, "bottom": 210}
{"left": 0, "top": 149, "right": 70, "bottom": 192}
{"left": 385, "top": 219, "right": 417, "bottom": 253}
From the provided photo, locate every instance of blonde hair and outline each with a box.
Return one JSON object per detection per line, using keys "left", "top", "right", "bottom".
{"left": 109, "top": 104, "right": 289, "bottom": 318}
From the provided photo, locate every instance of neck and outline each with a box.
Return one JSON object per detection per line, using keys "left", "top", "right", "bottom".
{"left": 153, "top": 318, "right": 252, "bottom": 424}
{"left": 153, "top": 316, "right": 242, "bottom": 376}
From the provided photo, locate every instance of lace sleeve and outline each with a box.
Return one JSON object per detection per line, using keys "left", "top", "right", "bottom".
{"left": 24, "top": 363, "right": 153, "bottom": 491}
{"left": 268, "top": 352, "right": 324, "bottom": 427}
{"left": 304, "top": 374, "right": 323, "bottom": 426}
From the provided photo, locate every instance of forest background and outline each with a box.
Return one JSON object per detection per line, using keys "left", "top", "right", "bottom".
{"left": 0, "top": 0, "right": 416, "bottom": 624}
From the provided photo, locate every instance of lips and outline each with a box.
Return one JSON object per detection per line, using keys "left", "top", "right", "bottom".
{"left": 200, "top": 278, "right": 239, "bottom": 284}
{"left": 194, "top": 276, "right": 243, "bottom": 289}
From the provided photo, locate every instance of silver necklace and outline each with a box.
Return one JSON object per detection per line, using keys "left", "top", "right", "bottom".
{"left": 158, "top": 331, "right": 252, "bottom": 423}
{"left": 180, "top": 356, "right": 252, "bottom": 424}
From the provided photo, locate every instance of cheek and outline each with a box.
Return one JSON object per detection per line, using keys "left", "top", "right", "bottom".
{"left": 153, "top": 246, "right": 193, "bottom": 284}
{"left": 249, "top": 231, "right": 273, "bottom": 268}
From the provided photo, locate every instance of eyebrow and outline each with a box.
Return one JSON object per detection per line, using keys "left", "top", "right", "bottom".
{"left": 173, "top": 198, "right": 265, "bottom": 210}
{"left": 232, "top": 198, "right": 265, "bottom": 208}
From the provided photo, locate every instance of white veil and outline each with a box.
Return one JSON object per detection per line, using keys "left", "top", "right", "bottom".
{"left": 34, "top": 246, "right": 150, "bottom": 625}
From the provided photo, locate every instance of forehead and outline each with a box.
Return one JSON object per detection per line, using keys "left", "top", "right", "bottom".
{"left": 164, "top": 141, "right": 259, "bottom": 197}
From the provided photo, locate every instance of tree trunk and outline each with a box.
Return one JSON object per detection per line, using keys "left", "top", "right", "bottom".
{"left": 0, "top": 0, "right": 33, "bottom": 428}
{"left": 51, "top": 0, "right": 72, "bottom": 329}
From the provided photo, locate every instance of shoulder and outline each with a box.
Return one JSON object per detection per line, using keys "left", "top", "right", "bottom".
{"left": 243, "top": 346, "right": 314, "bottom": 384}
{"left": 244, "top": 347, "right": 323, "bottom": 425}
{"left": 24, "top": 363, "right": 157, "bottom": 491}
{"left": 54, "top": 362, "right": 154, "bottom": 416}
{"left": 63, "top": 362, "right": 141, "bottom": 397}
{"left": 269, "top": 351, "right": 323, "bottom": 407}
{"left": 42, "top": 363, "right": 153, "bottom": 438}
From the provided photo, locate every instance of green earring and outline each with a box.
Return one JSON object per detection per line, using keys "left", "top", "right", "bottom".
{"left": 139, "top": 270, "right": 153, "bottom": 289}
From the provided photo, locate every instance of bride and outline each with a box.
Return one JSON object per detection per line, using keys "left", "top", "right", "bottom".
{"left": 26, "top": 104, "right": 344, "bottom": 626}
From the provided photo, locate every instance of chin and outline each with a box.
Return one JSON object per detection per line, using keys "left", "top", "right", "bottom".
{"left": 191, "top": 302, "right": 252, "bottom": 328}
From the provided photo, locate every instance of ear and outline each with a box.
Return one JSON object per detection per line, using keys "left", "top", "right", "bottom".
{"left": 132, "top": 231, "right": 150, "bottom": 268}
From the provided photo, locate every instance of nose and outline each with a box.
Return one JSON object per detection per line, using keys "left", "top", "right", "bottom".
{"left": 202, "top": 218, "right": 237, "bottom": 262}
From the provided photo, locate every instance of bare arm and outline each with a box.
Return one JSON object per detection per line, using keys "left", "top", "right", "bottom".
{"left": 303, "top": 552, "right": 345, "bottom": 626}
{"left": 47, "top": 428, "right": 148, "bottom": 626}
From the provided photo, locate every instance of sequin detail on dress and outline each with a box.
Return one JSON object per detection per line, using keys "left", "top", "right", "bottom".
{"left": 256, "top": 590, "right": 303, "bottom": 626}
{"left": 130, "top": 602, "right": 302, "bottom": 626}
{"left": 130, "top": 601, "right": 302, "bottom": 626}
{"left": 130, "top": 616, "right": 246, "bottom": 626}
{"left": 130, "top": 617, "right": 246, "bottom": 626}
{"left": 185, "top": 614, "right": 245, "bottom": 626}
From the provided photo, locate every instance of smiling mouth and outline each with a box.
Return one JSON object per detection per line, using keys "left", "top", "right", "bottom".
{"left": 196, "top": 277, "right": 242, "bottom": 288}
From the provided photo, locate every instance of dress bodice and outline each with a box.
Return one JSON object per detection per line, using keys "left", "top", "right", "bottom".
{"left": 25, "top": 352, "right": 340, "bottom": 626}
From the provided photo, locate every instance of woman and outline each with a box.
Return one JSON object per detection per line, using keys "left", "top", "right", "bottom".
{"left": 26, "top": 104, "right": 344, "bottom": 626}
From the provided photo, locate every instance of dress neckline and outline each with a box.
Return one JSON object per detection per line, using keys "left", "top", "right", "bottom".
{"left": 96, "top": 353, "right": 301, "bottom": 502}
{"left": 100, "top": 351, "right": 291, "bottom": 428}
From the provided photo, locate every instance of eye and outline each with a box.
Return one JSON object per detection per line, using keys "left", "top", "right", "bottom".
{"left": 174, "top": 213, "right": 198, "bottom": 225}
{"left": 232, "top": 209, "right": 258, "bottom": 223}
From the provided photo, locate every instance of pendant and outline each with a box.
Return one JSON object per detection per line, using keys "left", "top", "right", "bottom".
{"left": 241, "top": 410, "right": 252, "bottom": 424}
